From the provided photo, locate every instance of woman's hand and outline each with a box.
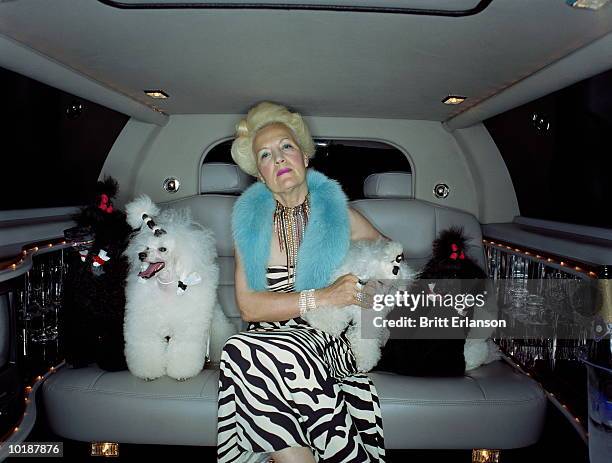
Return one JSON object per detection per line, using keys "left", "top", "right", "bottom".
{"left": 316, "top": 274, "right": 369, "bottom": 308}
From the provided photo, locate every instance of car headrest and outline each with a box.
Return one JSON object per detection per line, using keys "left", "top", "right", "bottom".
{"left": 200, "top": 162, "right": 254, "bottom": 194}
{"left": 364, "top": 172, "right": 412, "bottom": 198}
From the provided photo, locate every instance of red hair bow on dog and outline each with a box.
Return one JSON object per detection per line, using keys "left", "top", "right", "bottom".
{"left": 98, "top": 194, "right": 114, "bottom": 213}
{"left": 450, "top": 243, "right": 465, "bottom": 260}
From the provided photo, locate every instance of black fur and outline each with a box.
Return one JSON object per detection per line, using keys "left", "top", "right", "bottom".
{"left": 61, "top": 177, "right": 130, "bottom": 371}
{"left": 419, "top": 226, "right": 486, "bottom": 281}
{"left": 376, "top": 227, "right": 487, "bottom": 376}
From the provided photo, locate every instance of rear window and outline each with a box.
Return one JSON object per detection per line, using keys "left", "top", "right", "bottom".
{"left": 204, "top": 139, "right": 410, "bottom": 201}
{"left": 485, "top": 67, "right": 612, "bottom": 229}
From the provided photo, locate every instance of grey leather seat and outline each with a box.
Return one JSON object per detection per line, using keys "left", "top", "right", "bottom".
{"left": 42, "top": 166, "right": 546, "bottom": 449}
{"left": 353, "top": 172, "right": 485, "bottom": 270}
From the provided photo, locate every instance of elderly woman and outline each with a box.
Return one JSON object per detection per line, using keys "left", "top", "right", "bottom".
{"left": 217, "top": 102, "right": 385, "bottom": 463}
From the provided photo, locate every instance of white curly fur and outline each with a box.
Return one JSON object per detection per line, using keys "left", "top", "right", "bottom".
{"left": 125, "top": 194, "right": 160, "bottom": 229}
{"left": 464, "top": 338, "right": 501, "bottom": 371}
{"left": 123, "top": 195, "right": 236, "bottom": 381}
{"left": 303, "top": 239, "right": 415, "bottom": 372}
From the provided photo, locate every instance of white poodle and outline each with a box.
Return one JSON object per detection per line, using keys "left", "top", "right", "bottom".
{"left": 303, "top": 239, "right": 414, "bottom": 372}
{"left": 465, "top": 338, "right": 501, "bottom": 371}
{"left": 123, "top": 195, "right": 235, "bottom": 381}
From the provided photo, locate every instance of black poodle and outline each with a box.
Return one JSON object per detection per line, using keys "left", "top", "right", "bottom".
{"left": 376, "top": 227, "right": 487, "bottom": 376}
{"left": 61, "top": 177, "right": 131, "bottom": 371}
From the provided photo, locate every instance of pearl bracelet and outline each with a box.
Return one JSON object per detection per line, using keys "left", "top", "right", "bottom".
{"left": 298, "top": 289, "right": 317, "bottom": 317}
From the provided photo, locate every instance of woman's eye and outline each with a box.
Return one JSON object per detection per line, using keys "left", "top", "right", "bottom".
{"left": 282, "top": 143, "right": 294, "bottom": 150}
{"left": 259, "top": 151, "right": 270, "bottom": 159}
{"left": 159, "top": 247, "right": 167, "bottom": 252}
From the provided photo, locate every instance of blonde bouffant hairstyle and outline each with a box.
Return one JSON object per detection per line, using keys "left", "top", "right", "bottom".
{"left": 231, "top": 101, "right": 316, "bottom": 177}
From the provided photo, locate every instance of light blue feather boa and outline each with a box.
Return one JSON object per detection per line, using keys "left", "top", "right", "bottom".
{"left": 232, "top": 170, "right": 350, "bottom": 291}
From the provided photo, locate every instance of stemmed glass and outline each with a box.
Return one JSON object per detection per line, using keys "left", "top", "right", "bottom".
{"left": 28, "top": 252, "right": 65, "bottom": 344}
{"left": 28, "top": 262, "right": 51, "bottom": 344}
{"left": 45, "top": 252, "right": 65, "bottom": 341}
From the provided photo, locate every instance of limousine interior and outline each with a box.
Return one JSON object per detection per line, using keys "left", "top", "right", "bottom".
{"left": 1, "top": 1, "right": 612, "bottom": 462}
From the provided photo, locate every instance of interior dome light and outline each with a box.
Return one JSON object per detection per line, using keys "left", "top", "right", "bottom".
{"left": 566, "top": 0, "right": 610, "bottom": 9}
{"left": 144, "top": 90, "right": 169, "bottom": 99}
{"left": 442, "top": 95, "right": 466, "bottom": 105}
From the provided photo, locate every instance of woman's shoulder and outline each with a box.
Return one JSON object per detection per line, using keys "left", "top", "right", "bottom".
{"left": 348, "top": 207, "right": 385, "bottom": 241}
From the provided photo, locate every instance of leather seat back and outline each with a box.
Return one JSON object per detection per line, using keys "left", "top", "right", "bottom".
{"left": 162, "top": 168, "right": 485, "bottom": 334}
{"left": 350, "top": 172, "right": 486, "bottom": 271}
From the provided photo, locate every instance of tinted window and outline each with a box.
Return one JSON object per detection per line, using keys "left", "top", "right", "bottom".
{"left": 204, "top": 139, "right": 410, "bottom": 201}
{"left": 0, "top": 67, "right": 129, "bottom": 210}
{"left": 485, "top": 68, "right": 612, "bottom": 229}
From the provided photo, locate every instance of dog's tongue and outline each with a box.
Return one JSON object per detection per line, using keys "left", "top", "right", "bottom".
{"left": 138, "top": 262, "right": 165, "bottom": 279}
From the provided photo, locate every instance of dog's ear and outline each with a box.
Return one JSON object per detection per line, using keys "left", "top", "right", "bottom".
{"left": 174, "top": 246, "right": 197, "bottom": 284}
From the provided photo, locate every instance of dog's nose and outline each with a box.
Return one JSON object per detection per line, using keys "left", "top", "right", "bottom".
{"left": 138, "top": 251, "right": 147, "bottom": 261}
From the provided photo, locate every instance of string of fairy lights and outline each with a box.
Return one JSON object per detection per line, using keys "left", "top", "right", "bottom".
{"left": 482, "top": 238, "right": 600, "bottom": 279}
{"left": 499, "top": 351, "right": 588, "bottom": 443}
{"left": 0, "top": 239, "right": 85, "bottom": 275}
{"left": 0, "top": 238, "right": 75, "bottom": 451}
{"left": 0, "top": 362, "right": 65, "bottom": 454}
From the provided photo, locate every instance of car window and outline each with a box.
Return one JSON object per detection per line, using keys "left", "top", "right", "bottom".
{"left": 1, "top": 66, "right": 129, "bottom": 210}
{"left": 485, "top": 67, "right": 612, "bottom": 229}
{"left": 204, "top": 139, "right": 410, "bottom": 201}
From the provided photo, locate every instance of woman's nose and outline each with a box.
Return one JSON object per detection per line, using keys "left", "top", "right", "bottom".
{"left": 273, "top": 151, "right": 286, "bottom": 163}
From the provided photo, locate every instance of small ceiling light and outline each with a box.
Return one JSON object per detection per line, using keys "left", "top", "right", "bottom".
{"left": 144, "top": 90, "right": 169, "bottom": 99}
{"left": 442, "top": 95, "right": 466, "bottom": 105}
{"left": 566, "top": 0, "right": 610, "bottom": 9}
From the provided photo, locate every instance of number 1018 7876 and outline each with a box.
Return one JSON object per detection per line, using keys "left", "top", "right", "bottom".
{"left": 6, "top": 442, "right": 63, "bottom": 457}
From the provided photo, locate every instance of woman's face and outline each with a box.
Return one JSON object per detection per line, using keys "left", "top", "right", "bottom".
{"left": 252, "top": 123, "right": 309, "bottom": 193}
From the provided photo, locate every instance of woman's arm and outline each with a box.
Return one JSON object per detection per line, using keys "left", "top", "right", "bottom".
{"left": 234, "top": 251, "right": 301, "bottom": 322}
{"left": 235, "top": 250, "right": 363, "bottom": 322}
{"left": 349, "top": 207, "right": 386, "bottom": 241}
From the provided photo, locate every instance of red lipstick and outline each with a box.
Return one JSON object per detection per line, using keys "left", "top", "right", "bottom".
{"left": 277, "top": 167, "right": 291, "bottom": 177}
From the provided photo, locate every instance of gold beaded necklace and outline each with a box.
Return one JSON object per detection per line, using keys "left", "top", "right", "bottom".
{"left": 273, "top": 194, "right": 310, "bottom": 284}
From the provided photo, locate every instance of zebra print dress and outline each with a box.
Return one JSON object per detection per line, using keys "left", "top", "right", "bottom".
{"left": 217, "top": 266, "right": 385, "bottom": 463}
